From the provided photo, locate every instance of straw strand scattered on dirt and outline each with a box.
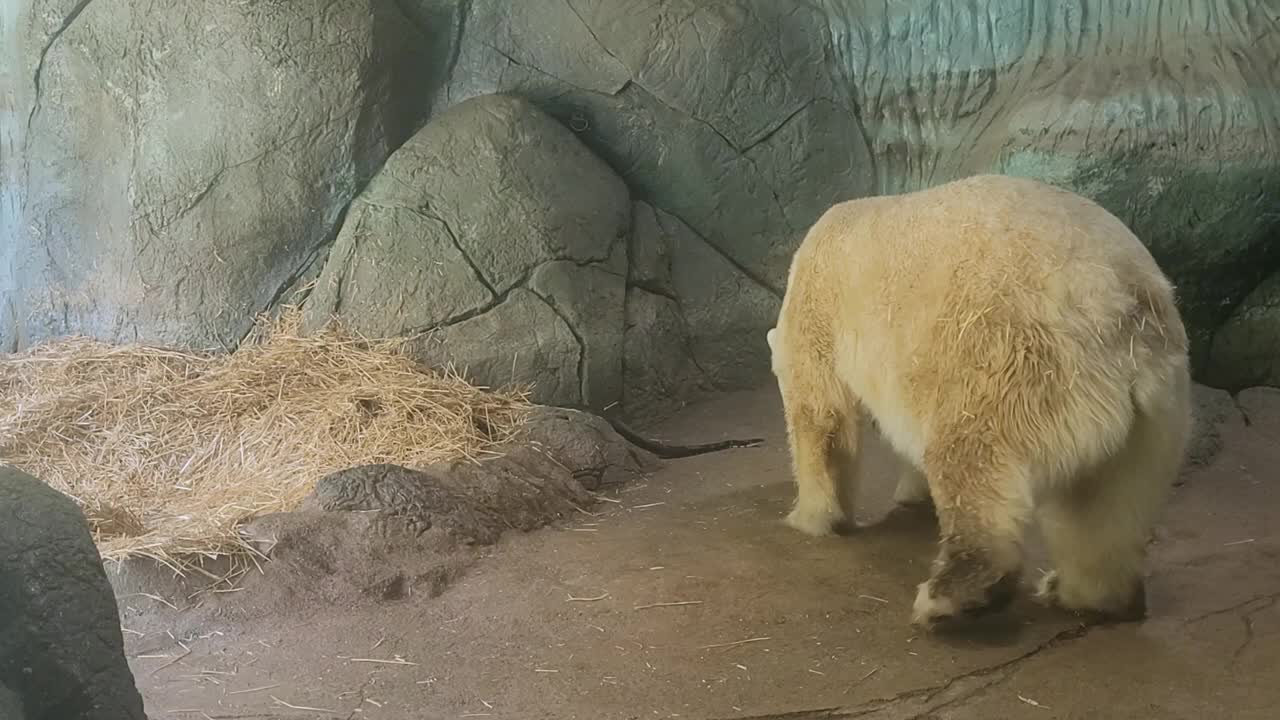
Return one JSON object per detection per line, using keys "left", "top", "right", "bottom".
{"left": 0, "top": 307, "right": 532, "bottom": 567}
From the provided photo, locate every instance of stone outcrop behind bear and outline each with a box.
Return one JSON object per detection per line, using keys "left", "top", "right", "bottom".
{"left": 442, "top": 0, "right": 1280, "bottom": 382}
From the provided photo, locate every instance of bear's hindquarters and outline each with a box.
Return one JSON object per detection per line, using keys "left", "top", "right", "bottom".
{"left": 1034, "top": 360, "right": 1192, "bottom": 620}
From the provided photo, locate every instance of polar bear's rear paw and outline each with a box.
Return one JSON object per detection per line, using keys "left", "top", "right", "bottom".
{"left": 1033, "top": 569, "right": 1147, "bottom": 622}
{"left": 1033, "top": 570, "right": 1060, "bottom": 605}
{"left": 784, "top": 503, "right": 847, "bottom": 537}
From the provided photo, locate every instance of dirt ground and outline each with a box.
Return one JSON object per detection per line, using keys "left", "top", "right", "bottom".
{"left": 117, "top": 387, "right": 1279, "bottom": 720}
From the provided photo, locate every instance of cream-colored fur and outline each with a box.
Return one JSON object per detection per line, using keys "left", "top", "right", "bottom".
{"left": 767, "top": 174, "right": 1192, "bottom": 628}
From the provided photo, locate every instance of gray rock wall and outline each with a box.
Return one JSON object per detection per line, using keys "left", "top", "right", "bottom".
{"left": 2, "top": 0, "right": 448, "bottom": 351}
{"left": 1209, "top": 273, "right": 1280, "bottom": 388}
{"left": 4, "top": 0, "right": 1279, "bottom": 412}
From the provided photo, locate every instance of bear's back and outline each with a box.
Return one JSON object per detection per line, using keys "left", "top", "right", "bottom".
{"left": 782, "top": 174, "right": 1185, "bottom": 456}
{"left": 796, "top": 173, "right": 1172, "bottom": 335}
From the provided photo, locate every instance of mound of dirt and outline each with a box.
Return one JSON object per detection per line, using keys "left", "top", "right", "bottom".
{"left": 111, "top": 406, "right": 659, "bottom": 627}
{"left": 517, "top": 406, "right": 662, "bottom": 489}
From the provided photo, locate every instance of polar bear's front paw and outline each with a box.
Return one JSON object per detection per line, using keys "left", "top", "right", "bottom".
{"left": 911, "top": 579, "right": 959, "bottom": 627}
{"left": 911, "top": 565, "right": 1020, "bottom": 630}
{"left": 911, "top": 568, "right": 1018, "bottom": 625}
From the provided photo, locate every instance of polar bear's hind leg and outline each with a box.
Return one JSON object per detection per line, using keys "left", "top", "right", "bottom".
{"left": 911, "top": 435, "right": 1033, "bottom": 627}
{"left": 1035, "top": 367, "right": 1190, "bottom": 620}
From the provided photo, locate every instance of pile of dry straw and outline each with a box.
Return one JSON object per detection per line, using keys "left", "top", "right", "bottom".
{"left": 0, "top": 308, "right": 532, "bottom": 568}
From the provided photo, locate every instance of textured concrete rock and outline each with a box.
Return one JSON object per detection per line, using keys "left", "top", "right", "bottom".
{"left": 1, "top": 0, "right": 442, "bottom": 352}
{"left": 628, "top": 202, "right": 676, "bottom": 295}
{"left": 305, "top": 93, "right": 631, "bottom": 406}
{"left": 300, "top": 204, "right": 494, "bottom": 338}
{"left": 0, "top": 466, "right": 146, "bottom": 719}
{"left": 666, "top": 214, "right": 782, "bottom": 390}
{"left": 1188, "top": 384, "right": 1241, "bottom": 468}
{"left": 622, "top": 288, "right": 710, "bottom": 419}
{"left": 412, "top": 288, "right": 581, "bottom": 404}
{"left": 527, "top": 258, "right": 627, "bottom": 408}
{"left": 622, "top": 202, "right": 712, "bottom": 416}
{"left": 820, "top": 1, "right": 1280, "bottom": 368}
{"left": 1235, "top": 386, "right": 1280, "bottom": 431}
{"left": 1208, "top": 273, "right": 1280, "bottom": 390}
{"left": 445, "top": 0, "right": 870, "bottom": 299}
{"left": 0, "top": 685, "right": 21, "bottom": 720}
{"left": 625, "top": 204, "right": 780, "bottom": 399}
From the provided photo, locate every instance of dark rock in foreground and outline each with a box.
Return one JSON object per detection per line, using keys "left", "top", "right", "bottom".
{"left": 0, "top": 466, "right": 146, "bottom": 720}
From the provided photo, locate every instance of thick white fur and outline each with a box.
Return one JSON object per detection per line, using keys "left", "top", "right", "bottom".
{"left": 767, "top": 174, "right": 1192, "bottom": 627}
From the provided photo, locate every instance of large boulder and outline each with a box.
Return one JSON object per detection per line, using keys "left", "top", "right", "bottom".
{"left": 301, "top": 93, "right": 631, "bottom": 406}
{"left": 624, "top": 202, "right": 780, "bottom": 417}
{"left": 440, "top": 0, "right": 1280, "bottom": 383}
{"left": 446, "top": 0, "right": 870, "bottom": 297}
{"left": 0, "top": 466, "right": 146, "bottom": 719}
{"left": 1235, "top": 386, "right": 1280, "bottom": 431}
{"left": 1, "top": 0, "right": 445, "bottom": 352}
{"left": 1207, "top": 272, "right": 1280, "bottom": 390}
{"left": 299, "top": 89, "right": 788, "bottom": 412}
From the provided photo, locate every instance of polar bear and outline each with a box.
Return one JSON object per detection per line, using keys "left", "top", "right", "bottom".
{"left": 766, "top": 174, "right": 1192, "bottom": 628}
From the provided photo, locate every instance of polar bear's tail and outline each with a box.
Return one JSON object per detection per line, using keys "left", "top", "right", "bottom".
{"left": 1128, "top": 281, "right": 1194, "bottom": 481}
{"left": 1131, "top": 354, "right": 1193, "bottom": 485}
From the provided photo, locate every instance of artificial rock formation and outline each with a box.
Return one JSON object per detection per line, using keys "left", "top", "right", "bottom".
{"left": 300, "top": 93, "right": 632, "bottom": 406}
{"left": 0, "top": 466, "right": 146, "bottom": 720}
{"left": 2, "top": 0, "right": 447, "bottom": 351}
{"left": 1209, "top": 274, "right": 1280, "bottom": 390}
{"left": 4, "top": 0, "right": 1279, "bottom": 414}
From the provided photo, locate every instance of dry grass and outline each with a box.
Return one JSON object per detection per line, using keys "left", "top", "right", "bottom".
{"left": 0, "top": 308, "right": 532, "bottom": 568}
